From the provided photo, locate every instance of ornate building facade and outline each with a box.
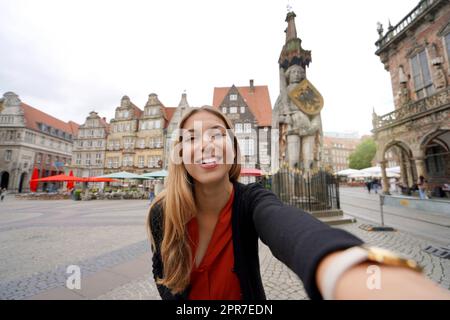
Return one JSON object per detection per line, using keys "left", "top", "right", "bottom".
{"left": 0, "top": 92, "right": 79, "bottom": 192}
{"left": 70, "top": 111, "right": 109, "bottom": 178}
{"left": 373, "top": 0, "right": 450, "bottom": 194}
{"left": 105, "top": 96, "right": 143, "bottom": 173}
{"left": 136, "top": 94, "right": 166, "bottom": 173}
{"left": 213, "top": 80, "right": 272, "bottom": 182}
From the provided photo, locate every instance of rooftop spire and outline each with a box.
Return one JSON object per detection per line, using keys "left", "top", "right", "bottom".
{"left": 285, "top": 11, "right": 298, "bottom": 43}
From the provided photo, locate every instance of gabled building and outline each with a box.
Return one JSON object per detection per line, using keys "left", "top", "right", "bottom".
{"left": 71, "top": 111, "right": 109, "bottom": 178}
{"left": 164, "top": 92, "right": 192, "bottom": 169}
{"left": 213, "top": 80, "right": 272, "bottom": 182}
{"left": 105, "top": 95, "right": 143, "bottom": 173}
{"left": 135, "top": 94, "right": 167, "bottom": 173}
{"left": 0, "top": 92, "right": 79, "bottom": 192}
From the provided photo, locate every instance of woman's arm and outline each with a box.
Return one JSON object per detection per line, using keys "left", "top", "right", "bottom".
{"left": 247, "top": 183, "right": 363, "bottom": 299}
{"left": 316, "top": 250, "right": 450, "bottom": 300}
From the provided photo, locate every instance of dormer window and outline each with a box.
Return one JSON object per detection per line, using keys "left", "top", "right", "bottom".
{"left": 230, "top": 94, "right": 238, "bottom": 101}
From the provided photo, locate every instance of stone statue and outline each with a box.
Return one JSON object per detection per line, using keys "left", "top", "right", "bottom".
{"left": 275, "top": 64, "right": 322, "bottom": 170}
{"left": 434, "top": 64, "right": 447, "bottom": 90}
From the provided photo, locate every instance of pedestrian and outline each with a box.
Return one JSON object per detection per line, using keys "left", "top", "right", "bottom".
{"left": 418, "top": 176, "right": 428, "bottom": 200}
{"left": 147, "top": 106, "right": 449, "bottom": 300}
{"left": 365, "top": 180, "right": 372, "bottom": 194}
{"left": 0, "top": 188, "right": 6, "bottom": 201}
{"left": 372, "top": 178, "right": 379, "bottom": 194}
{"left": 148, "top": 185, "right": 155, "bottom": 205}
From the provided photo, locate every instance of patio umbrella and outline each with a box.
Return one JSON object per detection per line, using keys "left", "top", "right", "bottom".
{"left": 31, "top": 174, "right": 86, "bottom": 182}
{"left": 67, "top": 170, "right": 75, "bottom": 190}
{"left": 84, "top": 177, "right": 119, "bottom": 183}
{"left": 97, "top": 171, "right": 148, "bottom": 179}
{"left": 347, "top": 172, "right": 373, "bottom": 179}
{"left": 241, "top": 168, "right": 263, "bottom": 177}
{"left": 29, "top": 168, "right": 39, "bottom": 192}
{"left": 140, "top": 170, "right": 169, "bottom": 179}
{"left": 336, "top": 169, "right": 361, "bottom": 176}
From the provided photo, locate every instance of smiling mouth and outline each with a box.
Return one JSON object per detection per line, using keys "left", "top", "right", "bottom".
{"left": 195, "top": 156, "right": 222, "bottom": 167}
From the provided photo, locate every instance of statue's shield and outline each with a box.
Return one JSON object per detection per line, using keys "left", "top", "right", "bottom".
{"left": 288, "top": 79, "right": 324, "bottom": 116}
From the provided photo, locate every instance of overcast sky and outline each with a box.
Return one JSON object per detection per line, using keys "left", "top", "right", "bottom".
{"left": 0, "top": 0, "right": 419, "bottom": 136}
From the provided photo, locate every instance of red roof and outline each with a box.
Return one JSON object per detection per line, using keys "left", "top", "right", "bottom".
{"left": 165, "top": 107, "right": 177, "bottom": 124}
{"left": 212, "top": 85, "right": 272, "bottom": 127}
{"left": 22, "top": 103, "right": 79, "bottom": 136}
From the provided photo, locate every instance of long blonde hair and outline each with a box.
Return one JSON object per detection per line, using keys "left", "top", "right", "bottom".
{"left": 146, "top": 106, "right": 241, "bottom": 294}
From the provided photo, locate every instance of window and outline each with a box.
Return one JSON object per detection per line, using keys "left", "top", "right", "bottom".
{"left": 95, "top": 153, "right": 102, "bottom": 165}
{"left": 5, "top": 150, "right": 12, "bottom": 161}
{"left": 240, "top": 106, "right": 245, "bottom": 114}
{"left": 107, "top": 158, "right": 113, "bottom": 168}
{"left": 235, "top": 123, "right": 243, "bottom": 133}
{"left": 230, "top": 94, "right": 238, "bottom": 101}
{"left": 138, "top": 156, "right": 145, "bottom": 168}
{"left": 97, "top": 140, "right": 103, "bottom": 147}
{"left": 36, "top": 154, "right": 42, "bottom": 164}
{"left": 85, "top": 154, "right": 91, "bottom": 165}
{"left": 139, "top": 139, "right": 145, "bottom": 148}
{"left": 222, "top": 107, "right": 227, "bottom": 114}
{"left": 410, "top": 50, "right": 434, "bottom": 98}
{"left": 239, "top": 138, "right": 254, "bottom": 156}
{"left": 230, "top": 107, "right": 237, "bottom": 114}
{"left": 244, "top": 123, "right": 252, "bottom": 133}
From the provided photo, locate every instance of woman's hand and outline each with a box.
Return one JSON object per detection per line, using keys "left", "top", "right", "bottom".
{"left": 317, "top": 250, "right": 450, "bottom": 300}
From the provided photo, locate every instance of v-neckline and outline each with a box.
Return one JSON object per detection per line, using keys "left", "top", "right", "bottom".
{"left": 189, "top": 188, "right": 235, "bottom": 270}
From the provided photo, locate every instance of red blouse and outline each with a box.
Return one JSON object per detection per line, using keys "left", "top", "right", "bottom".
{"left": 187, "top": 189, "right": 242, "bottom": 300}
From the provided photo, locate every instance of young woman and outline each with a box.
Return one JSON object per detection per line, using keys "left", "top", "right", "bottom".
{"left": 147, "top": 106, "right": 449, "bottom": 300}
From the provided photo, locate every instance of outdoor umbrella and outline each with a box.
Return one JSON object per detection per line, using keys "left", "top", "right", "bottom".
{"left": 98, "top": 171, "right": 148, "bottom": 179}
{"left": 31, "top": 174, "right": 86, "bottom": 182}
{"left": 84, "top": 177, "right": 119, "bottom": 183}
{"left": 140, "top": 170, "right": 169, "bottom": 179}
{"left": 67, "top": 170, "right": 75, "bottom": 190}
{"left": 336, "top": 169, "right": 361, "bottom": 176}
{"left": 29, "top": 168, "right": 39, "bottom": 192}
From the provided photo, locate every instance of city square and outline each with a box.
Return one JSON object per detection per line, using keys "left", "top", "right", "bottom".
{"left": 0, "top": 187, "right": 449, "bottom": 300}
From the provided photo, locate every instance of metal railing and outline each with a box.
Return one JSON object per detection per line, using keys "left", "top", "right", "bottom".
{"left": 271, "top": 168, "right": 340, "bottom": 213}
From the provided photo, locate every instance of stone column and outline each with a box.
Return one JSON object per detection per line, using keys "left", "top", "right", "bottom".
{"left": 414, "top": 157, "right": 427, "bottom": 180}
{"left": 405, "top": 159, "right": 414, "bottom": 187}
{"left": 380, "top": 160, "right": 390, "bottom": 195}
{"left": 399, "top": 152, "right": 409, "bottom": 187}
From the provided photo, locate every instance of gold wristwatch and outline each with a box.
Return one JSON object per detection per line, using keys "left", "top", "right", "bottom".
{"left": 322, "top": 245, "right": 423, "bottom": 300}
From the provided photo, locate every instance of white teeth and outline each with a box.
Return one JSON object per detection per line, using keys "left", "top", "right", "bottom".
{"left": 202, "top": 158, "right": 217, "bottom": 164}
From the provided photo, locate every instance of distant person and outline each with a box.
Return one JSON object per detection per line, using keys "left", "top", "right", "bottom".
{"left": 149, "top": 186, "right": 155, "bottom": 205}
{"left": 372, "top": 178, "right": 379, "bottom": 194}
{"left": 365, "top": 180, "right": 372, "bottom": 194}
{"left": 0, "top": 188, "right": 6, "bottom": 201}
{"left": 418, "top": 176, "right": 428, "bottom": 200}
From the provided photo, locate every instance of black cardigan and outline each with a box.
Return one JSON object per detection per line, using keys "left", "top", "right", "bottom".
{"left": 148, "top": 181, "right": 363, "bottom": 300}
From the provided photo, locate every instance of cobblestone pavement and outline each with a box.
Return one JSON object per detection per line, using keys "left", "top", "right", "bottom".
{"left": 0, "top": 192, "right": 449, "bottom": 300}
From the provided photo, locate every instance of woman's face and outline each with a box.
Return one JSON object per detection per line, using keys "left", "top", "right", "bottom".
{"left": 181, "top": 111, "right": 235, "bottom": 186}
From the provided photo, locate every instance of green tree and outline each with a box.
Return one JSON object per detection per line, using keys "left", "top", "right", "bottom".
{"left": 349, "top": 138, "right": 377, "bottom": 170}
